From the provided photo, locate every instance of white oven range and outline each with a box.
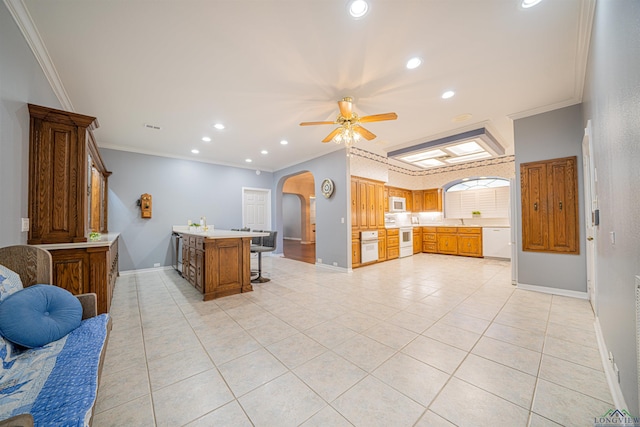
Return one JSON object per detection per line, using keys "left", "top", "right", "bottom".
{"left": 399, "top": 227, "right": 413, "bottom": 258}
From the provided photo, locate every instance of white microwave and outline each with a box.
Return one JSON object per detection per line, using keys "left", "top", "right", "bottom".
{"left": 389, "top": 197, "right": 407, "bottom": 212}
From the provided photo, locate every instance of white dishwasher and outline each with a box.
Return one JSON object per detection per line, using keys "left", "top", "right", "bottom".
{"left": 360, "top": 230, "right": 379, "bottom": 264}
{"left": 482, "top": 227, "right": 511, "bottom": 259}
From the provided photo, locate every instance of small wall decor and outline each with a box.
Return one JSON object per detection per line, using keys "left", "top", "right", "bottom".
{"left": 138, "top": 193, "right": 152, "bottom": 218}
{"left": 321, "top": 178, "right": 335, "bottom": 199}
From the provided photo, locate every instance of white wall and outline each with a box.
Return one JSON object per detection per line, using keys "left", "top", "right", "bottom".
{"left": 581, "top": 0, "right": 640, "bottom": 414}
{"left": 513, "top": 104, "right": 586, "bottom": 293}
{"left": 0, "top": 2, "right": 62, "bottom": 247}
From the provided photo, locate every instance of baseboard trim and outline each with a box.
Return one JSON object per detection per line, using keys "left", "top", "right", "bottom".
{"left": 594, "top": 316, "right": 629, "bottom": 411}
{"left": 315, "top": 262, "right": 348, "bottom": 273}
{"left": 119, "top": 266, "right": 174, "bottom": 276}
{"left": 516, "top": 283, "right": 588, "bottom": 299}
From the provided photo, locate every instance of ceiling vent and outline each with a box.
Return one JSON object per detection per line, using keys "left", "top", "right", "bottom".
{"left": 144, "top": 124, "right": 161, "bottom": 130}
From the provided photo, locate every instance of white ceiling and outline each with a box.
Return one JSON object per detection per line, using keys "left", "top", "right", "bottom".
{"left": 14, "top": 0, "right": 593, "bottom": 172}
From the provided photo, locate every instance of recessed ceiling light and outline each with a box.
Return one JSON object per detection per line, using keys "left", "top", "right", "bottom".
{"left": 280, "top": 140, "right": 288, "bottom": 145}
{"left": 406, "top": 57, "right": 422, "bottom": 70}
{"left": 348, "top": 0, "right": 368, "bottom": 18}
{"left": 521, "top": 0, "right": 543, "bottom": 8}
{"left": 261, "top": 150, "right": 268, "bottom": 155}
{"left": 191, "top": 149, "right": 199, "bottom": 154}
{"left": 442, "top": 90, "right": 455, "bottom": 99}
{"left": 202, "top": 137, "right": 211, "bottom": 142}
{"left": 245, "top": 158, "right": 252, "bottom": 163}
{"left": 213, "top": 123, "right": 225, "bottom": 130}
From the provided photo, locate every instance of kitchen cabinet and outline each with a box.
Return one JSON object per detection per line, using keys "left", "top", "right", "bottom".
{"left": 412, "top": 191, "right": 423, "bottom": 212}
{"left": 423, "top": 189, "right": 443, "bottom": 212}
{"left": 457, "top": 227, "right": 483, "bottom": 258}
{"left": 378, "top": 229, "right": 387, "bottom": 261}
{"left": 352, "top": 231, "right": 361, "bottom": 267}
{"left": 521, "top": 156, "right": 579, "bottom": 254}
{"left": 351, "top": 176, "right": 385, "bottom": 230}
{"left": 426, "top": 227, "right": 483, "bottom": 257}
{"left": 412, "top": 227, "right": 422, "bottom": 254}
{"left": 386, "top": 228, "right": 399, "bottom": 260}
{"left": 40, "top": 235, "right": 119, "bottom": 314}
{"left": 28, "top": 104, "right": 111, "bottom": 244}
{"left": 422, "top": 227, "right": 437, "bottom": 253}
{"left": 436, "top": 227, "right": 459, "bottom": 255}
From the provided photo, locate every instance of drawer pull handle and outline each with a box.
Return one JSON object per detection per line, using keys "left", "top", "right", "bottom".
{"left": 534, "top": 202, "right": 538, "bottom": 211}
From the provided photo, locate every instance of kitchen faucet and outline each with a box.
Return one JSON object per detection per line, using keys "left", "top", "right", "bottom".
{"left": 459, "top": 218, "right": 465, "bottom": 225}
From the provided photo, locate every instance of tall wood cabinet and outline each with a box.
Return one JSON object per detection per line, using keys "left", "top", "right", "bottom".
{"left": 521, "top": 156, "right": 579, "bottom": 254}
{"left": 28, "top": 104, "right": 117, "bottom": 314}
{"left": 351, "top": 176, "right": 386, "bottom": 267}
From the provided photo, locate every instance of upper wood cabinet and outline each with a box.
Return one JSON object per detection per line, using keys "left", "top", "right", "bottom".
{"left": 423, "top": 188, "right": 443, "bottom": 212}
{"left": 351, "top": 176, "right": 385, "bottom": 230}
{"left": 520, "top": 156, "right": 579, "bottom": 254}
{"left": 28, "top": 104, "right": 111, "bottom": 244}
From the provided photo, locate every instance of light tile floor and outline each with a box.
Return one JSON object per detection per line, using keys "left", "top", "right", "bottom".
{"left": 93, "top": 254, "right": 612, "bottom": 427}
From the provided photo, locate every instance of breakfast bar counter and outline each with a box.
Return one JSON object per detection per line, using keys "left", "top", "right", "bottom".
{"left": 172, "top": 226, "right": 267, "bottom": 301}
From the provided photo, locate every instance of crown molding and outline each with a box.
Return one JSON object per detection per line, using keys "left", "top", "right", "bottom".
{"left": 4, "top": 0, "right": 74, "bottom": 111}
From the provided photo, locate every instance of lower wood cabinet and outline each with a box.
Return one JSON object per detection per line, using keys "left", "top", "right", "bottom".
{"left": 413, "top": 227, "right": 422, "bottom": 254}
{"left": 422, "top": 227, "right": 483, "bottom": 258}
{"left": 387, "top": 228, "right": 399, "bottom": 260}
{"left": 378, "top": 229, "right": 387, "bottom": 261}
{"left": 352, "top": 231, "right": 361, "bottom": 267}
{"left": 47, "top": 236, "right": 119, "bottom": 314}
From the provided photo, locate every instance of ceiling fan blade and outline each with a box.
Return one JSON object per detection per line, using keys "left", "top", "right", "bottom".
{"left": 299, "top": 121, "right": 335, "bottom": 126}
{"left": 358, "top": 112, "right": 398, "bottom": 123}
{"left": 354, "top": 125, "right": 376, "bottom": 140}
{"left": 322, "top": 128, "right": 342, "bottom": 143}
{"left": 338, "top": 98, "right": 353, "bottom": 119}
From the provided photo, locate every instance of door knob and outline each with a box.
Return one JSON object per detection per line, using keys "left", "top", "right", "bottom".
{"left": 587, "top": 236, "right": 594, "bottom": 241}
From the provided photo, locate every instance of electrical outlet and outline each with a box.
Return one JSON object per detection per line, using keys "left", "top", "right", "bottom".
{"left": 317, "top": 258, "right": 322, "bottom": 264}
{"left": 21, "top": 218, "right": 29, "bottom": 232}
{"left": 333, "top": 262, "right": 338, "bottom": 266}
{"left": 153, "top": 263, "right": 160, "bottom": 267}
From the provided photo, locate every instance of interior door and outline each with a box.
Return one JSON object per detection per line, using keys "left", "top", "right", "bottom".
{"left": 582, "top": 120, "right": 598, "bottom": 312}
{"left": 242, "top": 188, "right": 271, "bottom": 231}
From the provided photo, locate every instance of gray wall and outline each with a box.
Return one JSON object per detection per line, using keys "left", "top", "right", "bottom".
{"left": 282, "top": 194, "right": 302, "bottom": 239}
{"left": 100, "top": 148, "right": 274, "bottom": 271}
{"left": 274, "top": 149, "right": 349, "bottom": 268}
{"left": 513, "top": 104, "right": 586, "bottom": 292}
{"left": 0, "top": 2, "right": 62, "bottom": 247}
{"left": 581, "top": 0, "right": 640, "bottom": 414}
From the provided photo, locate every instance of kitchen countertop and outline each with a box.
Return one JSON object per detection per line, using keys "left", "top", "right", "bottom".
{"left": 173, "top": 226, "right": 268, "bottom": 239}
{"left": 33, "top": 233, "right": 120, "bottom": 250}
{"left": 385, "top": 224, "right": 510, "bottom": 229}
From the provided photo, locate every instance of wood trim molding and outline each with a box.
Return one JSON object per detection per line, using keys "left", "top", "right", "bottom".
{"left": 4, "top": 0, "right": 74, "bottom": 111}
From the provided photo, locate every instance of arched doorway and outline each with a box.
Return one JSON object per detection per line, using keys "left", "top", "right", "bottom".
{"left": 282, "top": 171, "right": 316, "bottom": 264}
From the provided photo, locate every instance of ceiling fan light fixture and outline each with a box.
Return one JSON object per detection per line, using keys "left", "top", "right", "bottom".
{"left": 406, "top": 57, "right": 422, "bottom": 70}
{"left": 348, "top": 0, "right": 369, "bottom": 18}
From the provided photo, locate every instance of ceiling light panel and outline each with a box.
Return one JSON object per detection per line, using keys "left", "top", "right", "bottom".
{"left": 415, "top": 158, "right": 445, "bottom": 168}
{"left": 444, "top": 152, "right": 491, "bottom": 163}
{"left": 445, "top": 140, "right": 483, "bottom": 156}
{"left": 400, "top": 149, "right": 447, "bottom": 162}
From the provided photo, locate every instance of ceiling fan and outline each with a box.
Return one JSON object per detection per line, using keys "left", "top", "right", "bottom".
{"left": 300, "top": 97, "right": 397, "bottom": 145}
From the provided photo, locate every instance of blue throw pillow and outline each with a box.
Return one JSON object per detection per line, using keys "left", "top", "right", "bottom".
{"left": 0, "top": 285, "right": 82, "bottom": 348}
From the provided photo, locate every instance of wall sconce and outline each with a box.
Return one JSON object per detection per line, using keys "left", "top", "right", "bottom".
{"left": 137, "top": 193, "right": 152, "bottom": 218}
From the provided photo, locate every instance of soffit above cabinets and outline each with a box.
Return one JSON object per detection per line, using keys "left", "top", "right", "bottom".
{"left": 387, "top": 128, "right": 506, "bottom": 170}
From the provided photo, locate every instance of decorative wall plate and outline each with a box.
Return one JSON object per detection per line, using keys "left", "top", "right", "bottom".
{"left": 321, "top": 178, "right": 335, "bottom": 198}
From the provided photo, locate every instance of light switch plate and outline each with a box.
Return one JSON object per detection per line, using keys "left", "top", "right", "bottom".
{"left": 21, "top": 218, "right": 29, "bottom": 232}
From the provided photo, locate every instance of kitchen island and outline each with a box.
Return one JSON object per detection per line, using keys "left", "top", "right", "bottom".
{"left": 173, "top": 227, "right": 267, "bottom": 301}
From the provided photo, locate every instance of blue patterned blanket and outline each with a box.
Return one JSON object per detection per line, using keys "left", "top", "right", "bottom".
{"left": 0, "top": 314, "right": 109, "bottom": 426}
